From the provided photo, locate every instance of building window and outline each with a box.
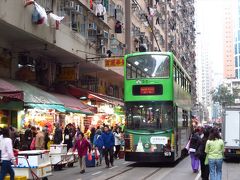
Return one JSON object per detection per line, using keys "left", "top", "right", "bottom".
{"left": 236, "top": 56, "right": 238, "bottom": 67}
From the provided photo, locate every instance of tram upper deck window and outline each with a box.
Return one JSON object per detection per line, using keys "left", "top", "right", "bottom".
{"left": 126, "top": 54, "right": 170, "bottom": 79}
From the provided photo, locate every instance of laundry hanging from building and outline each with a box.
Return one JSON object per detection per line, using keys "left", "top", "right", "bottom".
{"left": 95, "top": 3, "right": 106, "bottom": 20}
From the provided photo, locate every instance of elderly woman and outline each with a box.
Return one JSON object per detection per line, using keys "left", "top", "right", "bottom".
{"left": 73, "top": 132, "right": 91, "bottom": 174}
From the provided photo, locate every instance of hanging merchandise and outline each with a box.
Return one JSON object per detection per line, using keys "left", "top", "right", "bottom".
{"left": 90, "top": 0, "right": 93, "bottom": 10}
{"left": 49, "top": 13, "right": 64, "bottom": 30}
{"left": 24, "top": 0, "right": 34, "bottom": 7}
{"left": 32, "top": 2, "right": 48, "bottom": 25}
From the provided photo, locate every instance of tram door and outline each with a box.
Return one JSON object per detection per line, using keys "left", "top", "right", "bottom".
{"left": 174, "top": 106, "right": 180, "bottom": 159}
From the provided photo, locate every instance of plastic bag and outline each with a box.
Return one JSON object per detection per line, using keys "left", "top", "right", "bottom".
{"left": 88, "top": 152, "right": 92, "bottom": 161}
{"left": 32, "top": 2, "right": 48, "bottom": 25}
{"left": 49, "top": 13, "right": 64, "bottom": 29}
{"left": 24, "top": 0, "right": 34, "bottom": 7}
{"left": 185, "top": 140, "right": 190, "bottom": 151}
{"left": 95, "top": 149, "right": 100, "bottom": 160}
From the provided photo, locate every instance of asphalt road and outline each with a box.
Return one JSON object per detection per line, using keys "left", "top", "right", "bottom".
{"left": 48, "top": 156, "right": 240, "bottom": 180}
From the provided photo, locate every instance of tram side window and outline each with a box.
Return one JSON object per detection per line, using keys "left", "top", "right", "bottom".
{"left": 182, "top": 110, "right": 188, "bottom": 127}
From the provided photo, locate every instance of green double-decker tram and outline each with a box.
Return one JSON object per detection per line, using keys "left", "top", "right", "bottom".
{"left": 124, "top": 52, "right": 192, "bottom": 163}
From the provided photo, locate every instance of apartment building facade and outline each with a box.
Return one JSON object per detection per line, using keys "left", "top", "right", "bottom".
{"left": 0, "top": 0, "right": 196, "bottom": 103}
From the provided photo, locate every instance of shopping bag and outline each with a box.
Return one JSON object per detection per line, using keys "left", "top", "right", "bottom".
{"left": 204, "top": 155, "right": 209, "bottom": 165}
{"left": 95, "top": 149, "right": 100, "bottom": 160}
{"left": 185, "top": 140, "right": 190, "bottom": 151}
{"left": 30, "top": 137, "right": 36, "bottom": 150}
{"left": 88, "top": 152, "right": 92, "bottom": 161}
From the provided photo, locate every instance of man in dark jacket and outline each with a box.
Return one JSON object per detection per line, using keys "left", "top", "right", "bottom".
{"left": 101, "top": 125, "right": 115, "bottom": 168}
{"left": 53, "top": 123, "right": 63, "bottom": 144}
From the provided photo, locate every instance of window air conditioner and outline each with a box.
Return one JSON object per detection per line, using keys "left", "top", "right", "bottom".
{"left": 101, "top": 46, "right": 106, "bottom": 55}
{"left": 103, "top": 31, "right": 109, "bottom": 39}
{"left": 75, "top": 5, "right": 80, "bottom": 12}
{"left": 75, "top": 5, "right": 83, "bottom": 14}
{"left": 70, "top": 1, "right": 75, "bottom": 8}
{"left": 89, "top": 23, "right": 97, "bottom": 30}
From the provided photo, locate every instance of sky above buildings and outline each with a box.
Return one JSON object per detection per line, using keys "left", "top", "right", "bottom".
{"left": 196, "top": 0, "right": 230, "bottom": 87}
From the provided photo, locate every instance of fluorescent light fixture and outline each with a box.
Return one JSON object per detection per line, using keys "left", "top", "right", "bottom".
{"left": 148, "top": 107, "right": 152, "bottom": 110}
{"left": 127, "top": 63, "right": 131, "bottom": 66}
{"left": 144, "top": 68, "right": 148, "bottom": 72}
{"left": 139, "top": 105, "right": 144, "bottom": 108}
{"left": 80, "top": 96, "right": 87, "bottom": 100}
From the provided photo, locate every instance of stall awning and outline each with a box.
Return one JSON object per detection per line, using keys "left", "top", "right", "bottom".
{"left": 88, "top": 93, "right": 111, "bottom": 103}
{"left": 6, "top": 79, "right": 65, "bottom": 111}
{"left": 25, "top": 103, "right": 66, "bottom": 112}
{"left": 51, "top": 93, "right": 94, "bottom": 115}
{"left": 0, "top": 79, "right": 23, "bottom": 100}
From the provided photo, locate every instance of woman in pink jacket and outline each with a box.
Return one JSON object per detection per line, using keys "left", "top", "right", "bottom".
{"left": 73, "top": 132, "right": 91, "bottom": 174}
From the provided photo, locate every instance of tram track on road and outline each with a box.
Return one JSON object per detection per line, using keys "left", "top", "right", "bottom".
{"left": 105, "top": 167, "right": 135, "bottom": 180}
{"left": 142, "top": 168, "right": 162, "bottom": 180}
{"left": 105, "top": 166, "right": 162, "bottom": 180}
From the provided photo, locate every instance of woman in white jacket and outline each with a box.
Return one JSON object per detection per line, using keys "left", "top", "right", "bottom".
{"left": 113, "top": 127, "right": 122, "bottom": 159}
{"left": 0, "top": 127, "right": 15, "bottom": 180}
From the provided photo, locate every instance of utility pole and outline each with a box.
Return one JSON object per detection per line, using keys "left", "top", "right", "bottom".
{"left": 125, "top": 0, "right": 132, "bottom": 54}
{"left": 165, "top": 1, "right": 168, "bottom": 51}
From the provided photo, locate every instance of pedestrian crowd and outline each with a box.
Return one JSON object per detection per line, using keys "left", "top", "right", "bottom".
{"left": 187, "top": 126, "right": 224, "bottom": 180}
{"left": 0, "top": 123, "right": 124, "bottom": 179}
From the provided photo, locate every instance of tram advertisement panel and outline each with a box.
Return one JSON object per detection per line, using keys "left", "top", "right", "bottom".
{"left": 125, "top": 130, "right": 174, "bottom": 153}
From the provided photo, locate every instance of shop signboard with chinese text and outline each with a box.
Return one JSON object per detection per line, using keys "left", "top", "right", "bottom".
{"left": 58, "top": 67, "right": 76, "bottom": 81}
{"left": 105, "top": 58, "right": 124, "bottom": 67}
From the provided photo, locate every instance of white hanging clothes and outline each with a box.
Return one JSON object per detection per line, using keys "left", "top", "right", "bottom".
{"left": 95, "top": 3, "right": 106, "bottom": 16}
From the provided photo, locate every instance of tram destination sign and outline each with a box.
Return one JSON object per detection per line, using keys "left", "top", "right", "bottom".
{"left": 132, "top": 85, "right": 163, "bottom": 95}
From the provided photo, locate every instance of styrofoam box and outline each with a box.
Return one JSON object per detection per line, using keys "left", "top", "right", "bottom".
{"left": 13, "top": 163, "right": 52, "bottom": 179}
{"left": 17, "top": 150, "right": 50, "bottom": 167}
{"left": 50, "top": 144, "right": 67, "bottom": 154}
{"left": 50, "top": 154, "right": 66, "bottom": 165}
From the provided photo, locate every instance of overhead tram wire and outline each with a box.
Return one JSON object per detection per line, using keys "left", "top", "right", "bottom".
{"left": 132, "top": 0, "right": 161, "bottom": 52}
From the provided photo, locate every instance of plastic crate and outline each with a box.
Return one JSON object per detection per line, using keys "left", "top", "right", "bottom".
{"left": 4, "top": 176, "right": 27, "bottom": 180}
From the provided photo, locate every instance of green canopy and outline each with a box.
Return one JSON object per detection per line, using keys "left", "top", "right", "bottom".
{"left": 26, "top": 103, "right": 66, "bottom": 112}
{"left": 7, "top": 80, "right": 65, "bottom": 112}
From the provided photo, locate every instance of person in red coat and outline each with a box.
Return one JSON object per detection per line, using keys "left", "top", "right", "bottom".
{"left": 73, "top": 132, "right": 91, "bottom": 174}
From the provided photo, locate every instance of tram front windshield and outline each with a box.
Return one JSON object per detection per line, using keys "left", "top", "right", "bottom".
{"left": 126, "top": 102, "right": 173, "bottom": 130}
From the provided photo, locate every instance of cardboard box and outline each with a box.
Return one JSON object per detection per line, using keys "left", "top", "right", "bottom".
{"left": 50, "top": 144, "right": 67, "bottom": 154}
{"left": 17, "top": 150, "right": 50, "bottom": 167}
